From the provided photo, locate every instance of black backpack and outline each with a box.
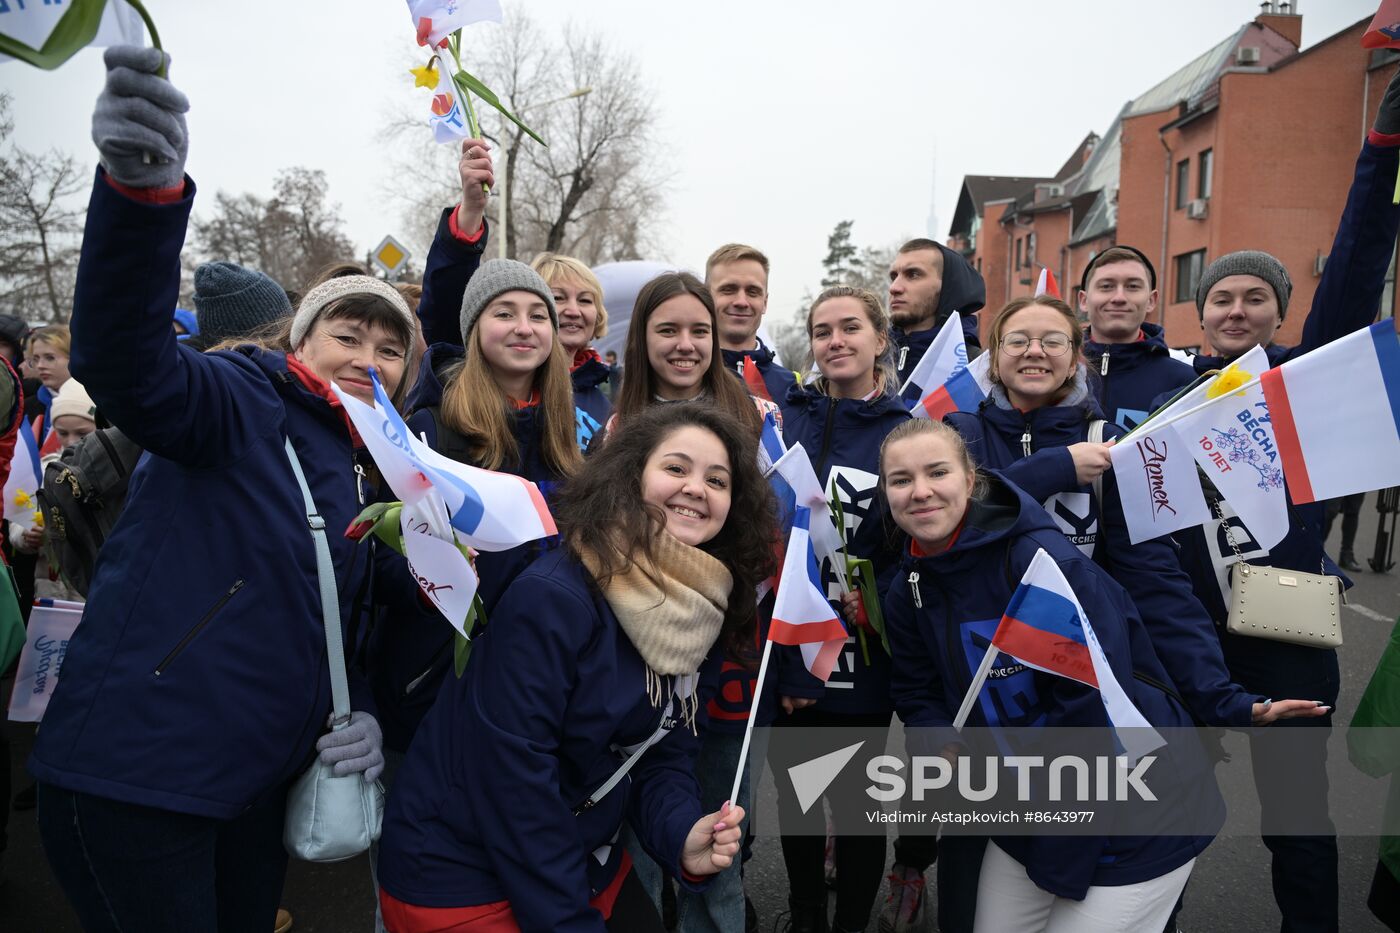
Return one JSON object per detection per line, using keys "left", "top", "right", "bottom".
{"left": 35, "top": 426, "right": 144, "bottom": 597}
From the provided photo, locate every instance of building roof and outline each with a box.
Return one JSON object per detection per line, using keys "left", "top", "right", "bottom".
{"left": 951, "top": 21, "right": 1277, "bottom": 242}
{"left": 949, "top": 175, "right": 1052, "bottom": 237}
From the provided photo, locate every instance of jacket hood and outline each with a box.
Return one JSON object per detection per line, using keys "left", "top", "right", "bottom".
{"left": 935, "top": 243, "right": 986, "bottom": 318}
{"left": 720, "top": 338, "right": 778, "bottom": 371}
{"left": 783, "top": 382, "right": 909, "bottom": 421}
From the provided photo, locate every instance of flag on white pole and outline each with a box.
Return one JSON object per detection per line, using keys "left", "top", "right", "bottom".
{"left": 1261, "top": 321, "right": 1400, "bottom": 504}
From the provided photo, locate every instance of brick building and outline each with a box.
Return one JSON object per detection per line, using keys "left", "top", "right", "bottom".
{"left": 947, "top": 6, "right": 1400, "bottom": 351}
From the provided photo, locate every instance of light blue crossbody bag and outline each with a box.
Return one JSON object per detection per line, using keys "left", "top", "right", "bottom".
{"left": 281, "top": 438, "right": 385, "bottom": 862}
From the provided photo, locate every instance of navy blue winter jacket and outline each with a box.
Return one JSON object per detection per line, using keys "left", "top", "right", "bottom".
{"left": 1082, "top": 322, "right": 1194, "bottom": 431}
{"left": 418, "top": 206, "right": 487, "bottom": 348}
{"left": 572, "top": 353, "right": 612, "bottom": 433}
{"left": 721, "top": 339, "right": 797, "bottom": 403}
{"left": 946, "top": 374, "right": 1259, "bottom": 727}
{"left": 777, "top": 383, "right": 910, "bottom": 715}
{"left": 370, "top": 342, "right": 565, "bottom": 752}
{"left": 884, "top": 473, "right": 1219, "bottom": 898}
{"left": 379, "top": 548, "right": 713, "bottom": 930}
{"left": 30, "top": 172, "right": 425, "bottom": 818}
{"left": 893, "top": 242, "right": 986, "bottom": 387}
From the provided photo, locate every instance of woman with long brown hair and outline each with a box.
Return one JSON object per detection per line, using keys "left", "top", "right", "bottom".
{"left": 610, "top": 272, "right": 764, "bottom": 436}
{"left": 368, "top": 259, "right": 584, "bottom": 756}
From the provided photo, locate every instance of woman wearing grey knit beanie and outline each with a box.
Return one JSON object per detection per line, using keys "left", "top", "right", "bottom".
{"left": 364, "top": 259, "right": 586, "bottom": 774}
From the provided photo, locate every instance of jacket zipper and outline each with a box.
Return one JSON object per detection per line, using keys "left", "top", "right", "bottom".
{"left": 406, "top": 636, "right": 455, "bottom": 696}
{"left": 1020, "top": 426, "right": 1032, "bottom": 457}
{"left": 898, "top": 346, "right": 909, "bottom": 372}
{"left": 154, "top": 579, "right": 246, "bottom": 675}
{"left": 1100, "top": 351, "right": 1110, "bottom": 376}
{"left": 907, "top": 571, "right": 922, "bottom": 608}
{"left": 816, "top": 402, "right": 839, "bottom": 479}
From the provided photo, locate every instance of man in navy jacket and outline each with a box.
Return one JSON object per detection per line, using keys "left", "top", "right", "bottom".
{"left": 1078, "top": 245, "right": 1194, "bottom": 430}
{"left": 708, "top": 243, "right": 797, "bottom": 402}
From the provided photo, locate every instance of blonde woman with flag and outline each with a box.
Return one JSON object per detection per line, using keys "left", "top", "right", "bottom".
{"left": 877, "top": 418, "right": 1226, "bottom": 933}
{"left": 367, "top": 257, "right": 584, "bottom": 759}
{"left": 770, "top": 285, "right": 910, "bottom": 933}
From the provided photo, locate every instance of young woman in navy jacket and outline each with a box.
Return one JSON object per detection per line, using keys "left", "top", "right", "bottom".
{"left": 369, "top": 259, "right": 582, "bottom": 754}
{"left": 377, "top": 402, "right": 777, "bottom": 932}
{"left": 879, "top": 419, "right": 1321, "bottom": 933}
{"left": 938, "top": 296, "right": 1326, "bottom": 931}
{"left": 772, "top": 285, "right": 911, "bottom": 933}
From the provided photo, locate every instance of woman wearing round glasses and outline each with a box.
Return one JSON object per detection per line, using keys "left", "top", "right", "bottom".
{"left": 936, "top": 294, "right": 1298, "bottom": 931}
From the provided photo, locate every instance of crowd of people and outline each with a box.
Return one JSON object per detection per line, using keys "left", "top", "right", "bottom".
{"left": 0, "top": 42, "right": 1397, "bottom": 933}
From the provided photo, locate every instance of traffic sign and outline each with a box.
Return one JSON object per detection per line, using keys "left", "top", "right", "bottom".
{"left": 372, "top": 235, "right": 411, "bottom": 276}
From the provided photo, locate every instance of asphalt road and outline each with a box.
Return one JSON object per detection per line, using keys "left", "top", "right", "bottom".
{"left": 2, "top": 498, "right": 1398, "bottom": 932}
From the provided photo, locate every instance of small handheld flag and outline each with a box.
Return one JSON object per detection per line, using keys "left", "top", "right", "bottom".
{"left": 954, "top": 549, "right": 1163, "bottom": 762}
{"left": 728, "top": 505, "right": 849, "bottom": 803}
{"left": 768, "top": 506, "right": 849, "bottom": 682}
{"left": 1034, "top": 267, "right": 1061, "bottom": 298}
{"left": 898, "top": 311, "right": 985, "bottom": 421}
{"left": 1261, "top": 320, "right": 1400, "bottom": 505}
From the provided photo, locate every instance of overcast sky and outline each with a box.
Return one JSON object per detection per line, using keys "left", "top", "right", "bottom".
{"left": 2, "top": 0, "right": 1379, "bottom": 324}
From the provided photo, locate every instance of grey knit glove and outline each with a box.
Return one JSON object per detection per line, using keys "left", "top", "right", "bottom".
{"left": 315, "top": 710, "right": 385, "bottom": 782}
{"left": 91, "top": 45, "right": 189, "bottom": 189}
{"left": 1376, "top": 68, "right": 1400, "bottom": 137}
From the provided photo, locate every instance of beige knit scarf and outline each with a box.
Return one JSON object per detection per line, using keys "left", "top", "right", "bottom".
{"left": 578, "top": 530, "right": 732, "bottom": 725}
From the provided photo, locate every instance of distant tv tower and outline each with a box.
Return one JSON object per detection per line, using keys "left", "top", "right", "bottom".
{"left": 925, "top": 146, "right": 940, "bottom": 241}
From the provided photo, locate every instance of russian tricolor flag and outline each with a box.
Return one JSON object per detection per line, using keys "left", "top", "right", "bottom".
{"left": 898, "top": 311, "right": 985, "bottom": 421}
{"left": 768, "top": 506, "right": 848, "bottom": 682}
{"left": 1261, "top": 320, "right": 1400, "bottom": 505}
{"left": 988, "top": 549, "right": 1162, "bottom": 760}
{"left": 1034, "top": 266, "right": 1060, "bottom": 298}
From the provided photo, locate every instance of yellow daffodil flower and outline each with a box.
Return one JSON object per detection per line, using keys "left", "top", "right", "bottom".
{"left": 12, "top": 490, "right": 31, "bottom": 509}
{"left": 411, "top": 64, "right": 439, "bottom": 90}
{"left": 1206, "top": 362, "right": 1252, "bottom": 400}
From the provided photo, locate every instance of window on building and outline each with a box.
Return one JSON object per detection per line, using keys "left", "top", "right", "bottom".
{"left": 1175, "top": 158, "right": 1190, "bottom": 209}
{"left": 1027, "top": 232, "right": 1037, "bottom": 268}
{"left": 1198, "top": 149, "right": 1213, "bottom": 200}
{"left": 1015, "top": 237, "right": 1022, "bottom": 270}
{"left": 976, "top": 257, "right": 983, "bottom": 274}
{"left": 1174, "top": 249, "right": 1206, "bottom": 303}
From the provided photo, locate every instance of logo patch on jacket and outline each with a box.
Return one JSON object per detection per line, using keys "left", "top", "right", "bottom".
{"left": 960, "top": 618, "right": 1051, "bottom": 728}
{"left": 575, "top": 407, "right": 601, "bottom": 451}
{"left": 1043, "top": 492, "right": 1098, "bottom": 557}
